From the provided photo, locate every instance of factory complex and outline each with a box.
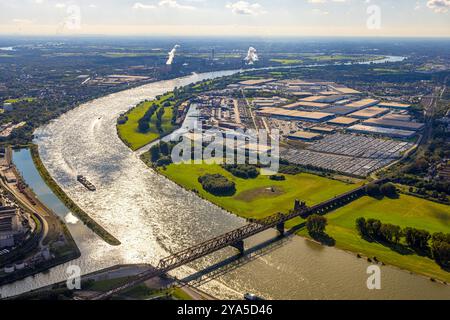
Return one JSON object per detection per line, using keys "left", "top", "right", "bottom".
{"left": 185, "top": 78, "right": 422, "bottom": 177}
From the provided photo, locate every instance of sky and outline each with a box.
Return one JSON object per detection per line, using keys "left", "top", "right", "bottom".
{"left": 0, "top": 0, "right": 449, "bottom": 37}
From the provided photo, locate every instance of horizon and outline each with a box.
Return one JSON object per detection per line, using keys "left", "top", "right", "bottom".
{"left": 1, "top": 0, "right": 449, "bottom": 37}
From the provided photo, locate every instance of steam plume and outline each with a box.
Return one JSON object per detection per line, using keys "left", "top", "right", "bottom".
{"left": 166, "top": 44, "right": 180, "bottom": 65}
{"left": 244, "top": 47, "right": 259, "bottom": 65}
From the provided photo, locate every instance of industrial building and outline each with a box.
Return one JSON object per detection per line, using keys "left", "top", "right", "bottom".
{"left": 363, "top": 118, "right": 425, "bottom": 131}
{"left": 288, "top": 131, "right": 323, "bottom": 141}
{"left": 377, "top": 102, "right": 411, "bottom": 110}
{"left": 348, "top": 107, "right": 389, "bottom": 119}
{"left": 257, "top": 108, "right": 334, "bottom": 122}
{"left": 283, "top": 101, "right": 330, "bottom": 110}
{"left": 310, "top": 126, "right": 336, "bottom": 134}
{"left": 345, "top": 99, "right": 380, "bottom": 109}
{"left": 328, "top": 85, "right": 362, "bottom": 95}
{"left": 347, "top": 124, "right": 416, "bottom": 139}
{"left": 0, "top": 206, "right": 24, "bottom": 249}
{"left": 321, "top": 105, "right": 360, "bottom": 116}
{"left": 381, "top": 114, "right": 412, "bottom": 122}
{"left": 300, "top": 95, "right": 344, "bottom": 104}
{"left": 327, "top": 117, "right": 360, "bottom": 126}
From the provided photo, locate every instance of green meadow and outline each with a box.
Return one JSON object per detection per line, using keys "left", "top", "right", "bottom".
{"left": 117, "top": 92, "right": 176, "bottom": 150}
{"left": 158, "top": 161, "right": 450, "bottom": 281}
{"left": 159, "top": 163, "right": 359, "bottom": 224}
{"left": 297, "top": 195, "right": 450, "bottom": 282}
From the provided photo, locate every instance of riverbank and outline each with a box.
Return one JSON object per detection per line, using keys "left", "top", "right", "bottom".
{"left": 29, "top": 144, "right": 121, "bottom": 246}
{"left": 0, "top": 148, "right": 81, "bottom": 287}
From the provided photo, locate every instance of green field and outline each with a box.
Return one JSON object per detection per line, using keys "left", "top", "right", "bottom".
{"left": 158, "top": 161, "right": 450, "bottom": 281}
{"left": 117, "top": 93, "right": 176, "bottom": 150}
{"left": 5, "top": 97, "right": 36, "bottom": 103}
{"left": 296, "top": 195, "right": 450, "bottom": 282}
{"left": 159, "top": 163, "right": 359, "bottom": 224}
{"left": 270, "top": 59, "right": 303, "bottom": 65}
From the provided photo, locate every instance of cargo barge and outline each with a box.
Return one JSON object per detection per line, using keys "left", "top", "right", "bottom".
{"left": 77, "top": 175, "right": 96, "bottom": 191}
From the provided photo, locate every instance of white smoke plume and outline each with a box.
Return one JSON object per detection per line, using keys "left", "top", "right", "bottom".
{"left": 166, "top": 44, "right": 180, "bottom": 65}
{"left": 244, "top": 47, "right": 259, "bottom": 65}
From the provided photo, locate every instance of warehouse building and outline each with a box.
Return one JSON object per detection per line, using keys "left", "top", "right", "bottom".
{"left": 327, "top": 117, "right": 361, "bottom": 126}
{"left": 288, "top": 131, "right": 323, "bottom": 141}
{"left": 345, "top": 99, "right": 380, "bottom": 110}
{"left": 347, "top": 124, "right": 416, "bottom": 139}
{"left": 257, "top": 108, "right": 334, "bottom": 122}
{"left": 321, "top": 105, "right": 360, "bottom": 116}
{"left": 328, "top": 85, "right": 362, "bottom": 95}
{"left": 381, "top": 114, "right": 412, "bottom": 122}
{"left": 363, "top": 118, "right": 425, "bottom": 131}
{"left": 348, "top": 107, "right": 389, "bottom": 119}
{"left": 377, "top": 102, "right": 411, "bottom": 110}
{"left": 283, "top": 101, "right": 330, "bottom": 110}
{"left": 300, "top": 95, "right": 344, "bottom": 103}
{"left": 310, "top": 126, "right": 336, "bottom": 134}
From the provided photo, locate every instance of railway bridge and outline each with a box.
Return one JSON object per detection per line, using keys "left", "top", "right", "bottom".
{"left": 91, "top": 179, "right": 387, "bottom": 300}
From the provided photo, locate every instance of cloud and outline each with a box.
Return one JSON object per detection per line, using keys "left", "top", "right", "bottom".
{"left": 158, "top": 0, "right": 196, "bottom": 10}
{"left": 427, "top": 0, "right": 450, "bottom": 13}
{"left": 226, "top": 1, "right": 266, "bottom": 16}
{"left": 132, "top": 2, "right": 157, "bottom": 10}
{"left": 133, "top": 1, "right": 196, "bottom": 10}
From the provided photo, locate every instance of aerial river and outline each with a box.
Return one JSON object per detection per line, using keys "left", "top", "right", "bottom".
{"left": 1, "top": 59, "right": 449, "bottom": 299}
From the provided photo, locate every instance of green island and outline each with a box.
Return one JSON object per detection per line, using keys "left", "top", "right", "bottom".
{"left": 117, "top": 92, "right": 177, "bottom": 151}
{"left": 30, "top": 144, "right": 121, "bottom": 246}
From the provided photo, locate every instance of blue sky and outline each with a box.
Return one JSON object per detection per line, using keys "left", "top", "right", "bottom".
{"left": 0, "top": 0, "right": 449, "bottom": 36}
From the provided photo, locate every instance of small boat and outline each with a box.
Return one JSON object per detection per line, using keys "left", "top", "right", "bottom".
{"left": 77, "top": 175, "right": 96, "bottom": 192}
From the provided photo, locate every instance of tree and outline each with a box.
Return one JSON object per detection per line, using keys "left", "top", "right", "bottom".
{"left": 404, "top": 227, "right": 431, "bottom": 251}
{"left": 159, "top": 141, "right": 170, "bottom": 156}
{"left": 366, "top": 219, "right": 382, "bottom": 238}
{"left": 431, "top": 235, "right": 450, "bottom": 267}
{"left": 138, "top": 118, "right": 150, "bottom": 133}
{"left": 306, "top": 215, "right": 327, "bottom": 235}
{"left": 380, "top": 183, "right": 398, "bottom": 198}
{"left": 150, "top": 145, "right": 161, "bottom": 162}
{"left": 380, "top": 224, "right": 402, "bottom": 243}
{"left": 356, "top": 217, "right": 367, "bottom": 237}
{"left": 366, "top": 183, "right": 381, "bottom": 198}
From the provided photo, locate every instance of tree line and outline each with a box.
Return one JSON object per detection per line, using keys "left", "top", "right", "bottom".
{"left": 356, "top": 217, "right": 449, "bottom": 268}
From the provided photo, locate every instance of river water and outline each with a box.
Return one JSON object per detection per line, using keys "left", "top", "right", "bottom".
{"left": 1, "top": 62, "right": 449, "bottom": 300}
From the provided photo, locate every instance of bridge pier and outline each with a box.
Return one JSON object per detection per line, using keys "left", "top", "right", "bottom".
{"left": 276, "top": 222, "right": 285, "bottom": 236}
{"left": 231, "top": 240, "right": 245, "bottom": 255}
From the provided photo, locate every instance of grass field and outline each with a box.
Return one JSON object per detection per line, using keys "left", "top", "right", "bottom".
{"left": 158, "top": 161, "right": 450, "bottom": 282}
{"left": 5, "top": 97, "right": 36, "bottom": 103}
{"left": 297, "top": 195, "right": 450, "bottom": 282}
{"left": 270, "top": 59, "right": 303, "bottom": 65}
{"left": 117, "top": 92, "right": 176, "bottom": 150}
{"left": 159, "top": 163, "right": 359, "bottom": 225}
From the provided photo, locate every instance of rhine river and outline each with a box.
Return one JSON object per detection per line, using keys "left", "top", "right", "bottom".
{"left": 1, "top": 62, "right": 449, "bottom": 299}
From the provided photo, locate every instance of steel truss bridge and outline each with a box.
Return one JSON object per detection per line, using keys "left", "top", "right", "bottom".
{"left": 91, "top": 179, "right": 386, "bottom": 300}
